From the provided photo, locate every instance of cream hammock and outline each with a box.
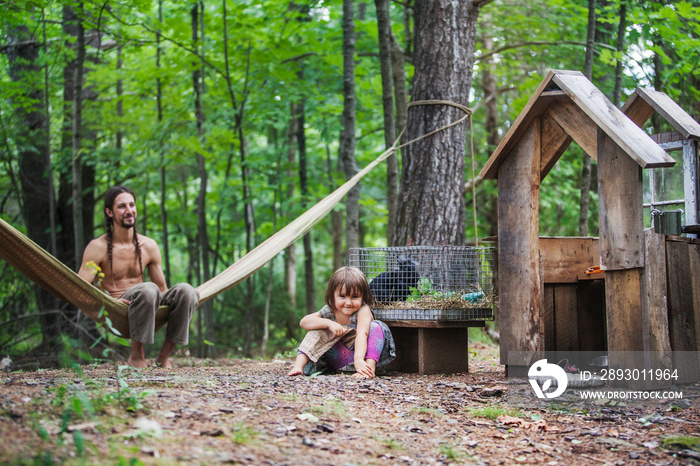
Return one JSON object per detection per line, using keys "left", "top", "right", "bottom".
{"left": 0, "top": 101, "right": 470, "bottom": 339}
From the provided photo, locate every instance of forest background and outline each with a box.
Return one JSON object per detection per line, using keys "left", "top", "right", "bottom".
{"left": 1, "top": 0, "right": 698, "bottom": 366}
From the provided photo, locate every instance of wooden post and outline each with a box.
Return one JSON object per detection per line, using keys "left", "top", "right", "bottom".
{"left": 637, "top": 228, "right": 673, "bottom": 389}
{"left": 597, "top": 128, "right": 645, "bottom": 270}
{"left": 497, "top": 118, "right": 543, "bottom": 368}
{"left": 598, "top": 128, "right": 646, "bottom": 387}
{"left": 666, "top": 238, "right": 700, "bottom": 383}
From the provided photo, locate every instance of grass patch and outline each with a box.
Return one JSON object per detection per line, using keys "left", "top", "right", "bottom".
{"left": 231, "top": 423, "right": 259, "bottom": 445}
{"left": 661, "top": 435, "right": 700, "bottom": 451}
{"left": 373, "top": 435, "right": 404, "bottom": 451}
{"left": 307, "top": 399, "right": 349, "bottom": 419}
{"left": 409, "top": 406, "right": 443, "bottom": 418}
{"left": 439, "top": 442, "right": 467, "bottom": 462}
{"left": 466, "top": 405, "right": 520, "bottom": 420}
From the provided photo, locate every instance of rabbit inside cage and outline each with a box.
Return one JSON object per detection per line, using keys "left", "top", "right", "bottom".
{"left": 348, "top": 246, "right": 495, "bottom": 321}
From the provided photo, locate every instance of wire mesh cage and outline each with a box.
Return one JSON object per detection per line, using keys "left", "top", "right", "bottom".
{"left": 348, "top": 246, "right": 495, "bottom": 322}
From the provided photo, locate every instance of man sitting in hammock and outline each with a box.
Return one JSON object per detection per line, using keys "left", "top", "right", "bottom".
{"left": 77, "top": 186, "right": 198, "bottom": 368}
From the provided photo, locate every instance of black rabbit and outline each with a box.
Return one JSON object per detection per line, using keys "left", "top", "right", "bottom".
{"left": 369, "top": 255, "right": 420, "bottom": 304}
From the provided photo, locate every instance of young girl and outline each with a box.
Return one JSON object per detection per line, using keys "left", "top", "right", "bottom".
{"left": 288, "top": 267, "right": 395, "bottom": 378}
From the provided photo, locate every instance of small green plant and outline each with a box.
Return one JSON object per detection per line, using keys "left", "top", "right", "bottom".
{"left": 231, "top": 423, "right": 258, "bottom": 445}
{"left": 466, "top": 405, "right": 520, "bottom": 420}
{"left": 439, "top": 442, "right": 465, "bottom": 462}
{"left": 374, "top": 436, "right": 404, "bottom": 451}
{"left": 308, "top": 399, "right": 348, "bottom": 418}
{"left": 407, "top": 278, "right": 459, "bottom": 302}
{"left": 410, "top": 406, "right": 443, "bottom": 417}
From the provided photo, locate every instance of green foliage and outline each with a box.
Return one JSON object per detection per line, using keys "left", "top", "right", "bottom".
{"left": 0, "top": 0, "right": 695, "bottom": 361}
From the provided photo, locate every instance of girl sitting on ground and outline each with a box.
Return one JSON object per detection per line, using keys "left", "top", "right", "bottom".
{"left": 288, "top": 267, "right": 395, "bottom": 378}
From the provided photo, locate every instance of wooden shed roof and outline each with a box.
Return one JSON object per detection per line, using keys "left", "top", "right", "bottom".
{"left": 479, "top": 70, "right": 676, "bottom": 180}
{"left": 622, "top": 87, "right": 700, "bottom": 139}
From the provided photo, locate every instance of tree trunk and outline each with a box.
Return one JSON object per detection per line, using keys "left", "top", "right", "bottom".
{"left": 340, "top": 0, "right": 359, "bottom": 255}
{"left": 298, "top": 100, "right": 316, "bottom": 314}
{"left": 578, "top": 0, "right": 596, "bottom": 237}
{"left": 71, "top": 2, "right": 86, "bottom": 267}
{"left": 328, "top": 144, "right": 344, "bottom": 271}
{"left": 41, "top": 11, "right": 57, "bottom": 258}
{"left": 393, "top": 0, "right": 481, "bottom": 247}
{"left": 482, "top": 22, "right": 500, "bottom": 340}
{"left": 613, "top": 0, "right": 627, "bottom": 106}
{"left": 192, "top": 4, "right": 214, "bottom": 357}
{"left": 6, "top": 19, "right": 59, "bottom": 348}
{"left": 156, "top": 0, "right": 171, "bottom": 285}
{"left": 375, "top": 0, "right": 398, "bottom": 245}
{"left": 285, "top": 103, "right": 299, "bottom": 337}
{"left": 482, "top": 24, "right": 499, "bottom": 239}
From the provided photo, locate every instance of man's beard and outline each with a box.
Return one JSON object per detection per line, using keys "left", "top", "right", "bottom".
{"left": 120, "top": 216, "right": 135, "bottom": 228}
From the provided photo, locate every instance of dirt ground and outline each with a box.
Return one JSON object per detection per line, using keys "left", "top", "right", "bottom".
{"left": 1, "top": 342, "right": 699, "bottom": 465}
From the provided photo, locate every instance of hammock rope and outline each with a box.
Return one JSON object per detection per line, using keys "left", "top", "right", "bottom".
{"left": 0, "top": 100, "right": 472, "bottom": 338}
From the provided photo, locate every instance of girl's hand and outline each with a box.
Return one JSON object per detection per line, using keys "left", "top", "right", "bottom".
{"left": 327, "top": 321, "right": 348, "bottom": 337}
{"left": 353, "top": 359, "right": 375, "bottom": 378}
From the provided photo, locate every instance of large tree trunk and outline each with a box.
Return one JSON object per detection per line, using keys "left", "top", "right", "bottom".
{"left": 340, "top": 0, "right": 359, "bottom": 254}
{"left": 375, "top": 0, "right": 398, "bottom": 245}
{"left": 6, "top": 20, "right": 59, "bottom": 348}
{"left": 156, "top": 0, "right": 171, "bottom": 285}
{"left": 285, "top": 103, "right": 299, "bottom": 337}
{"left": 192, "top": 4, "right": 214, "bottom": 357}
{"left": 71, "top": 2, "right": 86, "bottom": 267}
{"left": 298, "top": 100, "right": 316, "bottom": 315}
{"left": 578, "top": 0, "right": 596, "bottom": 237}
{"left": 393, "top": 0, "right": 481, "bottom": 246}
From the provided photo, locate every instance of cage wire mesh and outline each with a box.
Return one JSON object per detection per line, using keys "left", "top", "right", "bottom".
{"left": 348, "top": 246, "right": 495, "bottom": 322}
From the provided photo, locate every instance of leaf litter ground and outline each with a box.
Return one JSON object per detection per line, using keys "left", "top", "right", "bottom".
{"left": 1, "top": 342, "right": 699, "bottom": 465}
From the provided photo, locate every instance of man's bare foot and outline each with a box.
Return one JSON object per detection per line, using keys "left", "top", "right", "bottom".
{"left": 155, "top": 358, "right": 173, "bottom": 369}
{"left": 127, "top": 356, "right": 148, "bottom": 368}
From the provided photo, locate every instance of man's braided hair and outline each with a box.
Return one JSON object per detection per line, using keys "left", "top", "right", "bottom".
{"left": 104, "top": 186, "right": 143, "bottom": 279}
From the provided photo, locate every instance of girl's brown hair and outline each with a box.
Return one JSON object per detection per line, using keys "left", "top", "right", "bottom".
{"left": 324, "top": 267, "right": 373, "bottom": 310}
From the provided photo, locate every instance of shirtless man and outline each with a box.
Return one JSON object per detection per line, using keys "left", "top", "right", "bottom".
{"left": 78, "top": 186, "right": 198, "bottom": 368}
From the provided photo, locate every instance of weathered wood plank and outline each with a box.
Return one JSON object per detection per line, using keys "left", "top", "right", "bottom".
{"left": 554, "top": 284, "right": 579, "bottom": 352}
{"left": 553, "top": 73, "right": 675, "bottom": 168}
{"left": 638, "top": 229, "right": 673, "bottom": 389}
{"left": 605, "top": 269, "right": 643, "bottom": 351}
{"left": 650, "top": 131, "right": 683, "bottom": 145}
{"left": 418, "top": 328, "right": 469, "bottom": 375}
{"left": 689, "top": 244, "right": 700, "bottom": 355}
{"left": 540, "top": 237, "right": 600, "bottom": 283}
{"left": 620, "top": 91, "right": 656, "bottom": 127}
{"left": 540, "top": 112, "right": 572, "bottom": 180}
{"left": 545, "top": 97, "right": 599, "bottom": 161}
{"left": 626, "top": 88, "right": 700, "bottom": 140}
{"left": 605, "top": 268, "right": 645, "bottom": 388}
{"left": 666, "top": 240, "right": 700, "bottom": 383}
{"left": 597, "top": 128, "right": 645, "bottom": 270}
{"left": 497, "top": 118, "right": 542, "bottom": 364}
